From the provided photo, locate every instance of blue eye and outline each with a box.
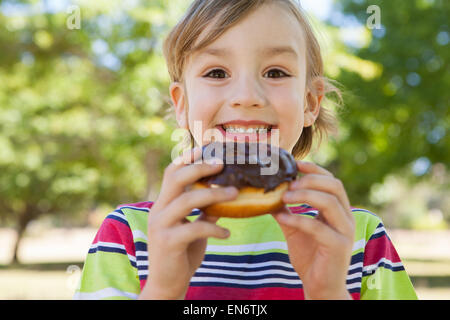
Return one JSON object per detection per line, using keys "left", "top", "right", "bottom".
{"left": 265, "top": 69, "right": 289, "bottom": 78}
{"left": 204, "top": 69, "right": 228, "bottom": 79}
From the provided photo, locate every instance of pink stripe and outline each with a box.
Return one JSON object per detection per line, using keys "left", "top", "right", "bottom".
{"left": 288, "top": 206, "right": 317, "bottom": 213}
{"left": 185, "top": 286, "right": 305, "bottom": 300}
{"left": 93, "top": 218, "right": 136, "bottom": 257}
{"left": 139, "top": 280, "right": 360, "bottom": 299}
{"left": 117, "top": 201, "right": 154, "bottom": 210}
{"left": 364, "top": 234, "right": 401, "bottom": 266}
{"left": 351, "top": 292, "right": 360, "bottom": 300}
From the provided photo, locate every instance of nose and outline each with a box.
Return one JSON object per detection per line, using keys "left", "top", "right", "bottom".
{"left": 229, "top": 74, "right": 266, "bottom": 108}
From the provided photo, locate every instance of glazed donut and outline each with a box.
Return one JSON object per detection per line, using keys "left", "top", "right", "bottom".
{"left": 193, "top": 142, "right": 298, "bottom": 218}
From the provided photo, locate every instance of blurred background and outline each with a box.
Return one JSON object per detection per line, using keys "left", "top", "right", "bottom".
{"left": 0, "top": 0, "right": 448, "bottom": 299}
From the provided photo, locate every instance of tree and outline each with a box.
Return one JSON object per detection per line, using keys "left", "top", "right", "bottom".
{"left": 0, "top": 0, "right": 189, "bottom": 263}
{"left": 319, "top": 0, "right": 449, "bottom": 210}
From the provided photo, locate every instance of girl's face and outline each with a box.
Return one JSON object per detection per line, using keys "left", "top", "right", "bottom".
{"left": 170, "top": 3, "right": 321, "bottom": 153}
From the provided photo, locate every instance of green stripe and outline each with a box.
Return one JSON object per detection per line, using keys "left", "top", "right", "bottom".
{"left": 78, "top": 251, "right": 140, "bottom": 294}
{"left": 361, "top": 267, "right": 418, "bottom": 300}
{"left": 352, "top": 209, "right": 382, "bottom": 243}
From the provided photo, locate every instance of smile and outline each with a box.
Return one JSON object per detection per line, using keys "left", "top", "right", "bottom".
{"left": 215, "top": 121, "right": 277, "bottom": 143}
{"left": 221, "top": 124, "right": 273, "bottom": 134}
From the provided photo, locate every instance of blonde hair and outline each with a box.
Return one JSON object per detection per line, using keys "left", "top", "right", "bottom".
{"left": 163, "top": 0, "right": 341, "bottom": 159}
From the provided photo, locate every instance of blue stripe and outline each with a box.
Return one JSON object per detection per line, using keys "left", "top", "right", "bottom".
{"left": 117, "top": 206, "right": 149, "bottom": 213}
{"left": 348, "top": 287, "right": 360, "bottom": 294}
{"left": 188, "top": 209, "right": 202, "bottom": 216}
{"left": 350, "top": 251, "right": 364, "bottom": 266}
{"left": 368, "top": 222, "right": 391, "bottom": 241}
{"left": 362, "top": 263, "right": 405, "bottom": 277}
{"left": 88, "top": 246, "right": 137, "bottom": 269}
{"left": 346, "top": 276, "right": 362, "bottom": 285}
{"left": 351, "top": 208, "right": 378, "bottom": 217}
{"left": 135, "top": 241, "right": 147, "bottom": 251}
{"left": 189, "top": 281, "right": 302, "bottom": 289}
{"left": 298, "top": 211, "right": 318, "bottom": 217}
{"left": 203, "top": 252, "right": 291, "bottom": 264}
{"left": 200, "top": 263, "right": 295, "bottom": 273}
{"left": 194, "top": 271, "right": 300, "bottom": 281}
{"left": 107, "top": 212, "right": 130, "bottom": 228}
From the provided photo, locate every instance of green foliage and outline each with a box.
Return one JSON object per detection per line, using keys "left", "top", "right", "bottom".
{"left": 323, "top": 0, "right": 449, "bottom": 209}
{"left": 0, "top": 0, "right": 189, "bottom": 231}
{"left": 0, "top": 0, "right": 448, "bottom": 241}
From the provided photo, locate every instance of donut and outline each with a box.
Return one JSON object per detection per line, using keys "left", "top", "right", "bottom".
{"left": 193, "top": 142, "right": 298, "bottom": 218}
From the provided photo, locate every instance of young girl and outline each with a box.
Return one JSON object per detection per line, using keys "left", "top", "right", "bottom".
{"left": 75, "top": 0, "right": 417, "bottom": 300}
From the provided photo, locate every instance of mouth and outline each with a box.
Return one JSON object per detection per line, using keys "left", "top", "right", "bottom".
{"left": 215, "top": 120, "right": 277, "bottom": 142}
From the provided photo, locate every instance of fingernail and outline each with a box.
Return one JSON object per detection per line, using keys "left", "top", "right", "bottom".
{"left": 284, "top": 191, "right": 294, "bottom": 198}
{"left": 277, "top": 213, "right": 290, "bottom": 222}
{"left": 208, "top": 157, "right": 223, "bottom": 166}
{"left": 289, "top": 180, "right": 301, "bottom": 190}
{"left": 225, "top": 187, "right": 238, "bottom": 195}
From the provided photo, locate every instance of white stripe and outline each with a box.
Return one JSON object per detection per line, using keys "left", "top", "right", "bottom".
{"left": 74, "top": 287, "right": 138, "bottom": 300}
{"left": 196, "top": 267, "right": 298, "bottom": 277}
{"left": 132, "top": 230, "right": 148, "bottom": 241}
{"left": 346, "top": 272, "right": 362, "bottom": 281}
{"left": 207, "top": 239, "right": 365, "bottom": 254}
{"left": 346, "top": 282, "right": 361, "bottom": 290}
{"left": 90, "top": 241, "right": 125, "bottom": 251}
{"left": 201, "top": 260, "right": 293, "bottom": 269}
{"left": 136, "top": 250, "right": 148, "bottom": 258}
{"left": 109, "top": 211, "right": 126, "bottom": 219}
{"left": 118, "top": 205, "right": 150, "bottom": 211}
{"left": 206, "top": 241, "right": 287, "bottom": 253}
{"left": 138, "top": 270, "right": 149, "bottom": 277}
{"left": 371, "top": 226, "right": 386, "bottom": 237}
{"left": 363, "top": 258, "right": 403, "bottom": 273}
{"left": 348, "top": 261, "right": 363, "bottom": 272}
{"left": 191, "top": 276, "right": 361, "bottom": 289}
{"left": 352, "top": 239, "right": 365, "bottom": 252}
{"left": 191, "top": 276, "right": 302, "bottom": 286}
{"left": 197, "top": 266, "right": 362, "bottom": 282}
{"left": 90, "top": 241, "right": 136, "bottom": 264}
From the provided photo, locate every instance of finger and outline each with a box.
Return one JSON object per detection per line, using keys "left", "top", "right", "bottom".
{"left": 158, "top": 151, "right": 221, "bottom": 207}
{"left": 274, "top": 211, "right": 341, "bottom": 247}
{"left": 172, "top": 220, "right": 230, "bottom": 245}
{"left": 196, "top": 211, "right": 220, "bottom": 224}
{"left": 159, "top": 186, "right": 238, "bottom": 227}
{"left": 283, "top": 188, "right": 354, "bottom": 236}
{"left": 296, "top": 161, "right": 333, "bottom": 177}
{"left": 289, "top": 174, "right": 352, "bottom": 215}
{"left": 172, "top": 146, "right": 203, "bottom": 167}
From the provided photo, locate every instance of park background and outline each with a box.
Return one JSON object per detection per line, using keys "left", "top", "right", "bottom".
{"left": 0, "top": 0, "right": 448, "bottom": 299}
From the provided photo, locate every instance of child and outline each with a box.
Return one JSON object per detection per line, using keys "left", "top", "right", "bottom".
{"left": 74, "top": 0, "right": 417, "bottom": 300}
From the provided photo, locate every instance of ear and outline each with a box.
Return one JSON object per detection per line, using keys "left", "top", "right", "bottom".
{"left": 169, "top": 82, "right": 188, "bottom": 129}
{"left": 303, "top": 77, "right": 324, "bottom": 128}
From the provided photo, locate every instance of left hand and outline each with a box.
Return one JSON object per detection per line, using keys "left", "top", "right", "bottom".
{"left": 271, "top": 161, "right": 355, "bottom": 300}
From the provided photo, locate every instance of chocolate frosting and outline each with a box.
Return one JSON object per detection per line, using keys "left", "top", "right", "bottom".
{"left": 199, "top": 142, "right": 298, "bottom": 192}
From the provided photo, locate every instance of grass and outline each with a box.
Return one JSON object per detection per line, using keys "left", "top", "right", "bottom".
{"left": 0, "top": 260, "right": 449, "bottom": 300}
{"left": 0, "top": 227, "right": 449, "bottom": 300}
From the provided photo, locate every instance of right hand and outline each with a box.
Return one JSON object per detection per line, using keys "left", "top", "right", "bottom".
{"left": 139, "top": 147, "right": 238, "bottom": 300}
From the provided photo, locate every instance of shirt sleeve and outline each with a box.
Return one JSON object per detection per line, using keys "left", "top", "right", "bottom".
{"left": 360, "top": 220, "right": 418, "bottom": 300}
{"left": 73, "top": 210, "right": 141, "bottom": 300}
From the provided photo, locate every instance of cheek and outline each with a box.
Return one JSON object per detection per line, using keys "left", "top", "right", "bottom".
{"left": 269, "top": 88, "right": 305, "bottom": 147}
{"left": 186, "top": 89, "right": 221, "bottom": 145}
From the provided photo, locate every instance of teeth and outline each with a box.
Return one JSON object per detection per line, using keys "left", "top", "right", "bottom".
{"left": 222, "top": 125, "right": 271, "bottom": 134}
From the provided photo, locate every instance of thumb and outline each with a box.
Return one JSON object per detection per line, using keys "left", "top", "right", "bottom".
{"left": 271, "top": 206, "right": 300, "bottom": 238}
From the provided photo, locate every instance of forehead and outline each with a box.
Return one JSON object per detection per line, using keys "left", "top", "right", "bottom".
{"left": 188, "top": 2, "right": 306, "bottom": 63}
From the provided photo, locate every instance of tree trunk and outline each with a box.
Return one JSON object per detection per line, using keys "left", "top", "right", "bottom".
{"left": 145, "top": 149, "right": 163, "bottom": 201}
{"left": 11, "top": 205, "right": 39, "bottom": 265}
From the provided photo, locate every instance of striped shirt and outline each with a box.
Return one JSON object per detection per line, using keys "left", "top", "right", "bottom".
{"left": 74, "top": 202, "right": 417, "bottom": 300}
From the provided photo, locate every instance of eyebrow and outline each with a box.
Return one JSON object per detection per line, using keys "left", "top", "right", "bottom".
{"left": 196, "top": 45, "right": 299, "bottom": 59}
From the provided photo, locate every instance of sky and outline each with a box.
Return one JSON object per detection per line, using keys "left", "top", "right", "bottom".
{"left": 300, "top": 0, "right": 334, "bottom": 21}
